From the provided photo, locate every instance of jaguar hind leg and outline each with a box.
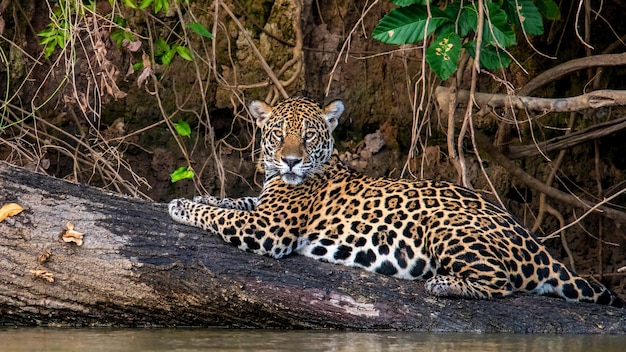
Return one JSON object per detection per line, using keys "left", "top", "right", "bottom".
{"left": 425, "top": 275, "right": 514, "bottom": 299}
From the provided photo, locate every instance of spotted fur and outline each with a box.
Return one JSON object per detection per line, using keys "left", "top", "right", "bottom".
{"left": 169, "top": 97, "right": 624, "bottom": 308}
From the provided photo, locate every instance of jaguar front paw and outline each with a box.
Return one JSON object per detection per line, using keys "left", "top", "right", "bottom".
{"left": 168, "top": 198, "right": 193, "bottom": 224}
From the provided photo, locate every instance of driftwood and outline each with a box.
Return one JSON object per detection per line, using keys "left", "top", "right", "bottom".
{"left": 0, "top": 160, "right": 625, "bottom": 333}
{"left": 435, "top": 87, "right": 626, "bottom": 114}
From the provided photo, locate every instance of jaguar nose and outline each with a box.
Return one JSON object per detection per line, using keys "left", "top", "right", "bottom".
{"left": 281, "top": 156, "right": 302, "bottom": 169}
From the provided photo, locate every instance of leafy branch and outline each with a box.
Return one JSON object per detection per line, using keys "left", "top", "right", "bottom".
{"left": 373, "top": 0, "right": 560, "bottom": 80}
{"left": 38, "top": 0, "right": 214, "bottom": 67}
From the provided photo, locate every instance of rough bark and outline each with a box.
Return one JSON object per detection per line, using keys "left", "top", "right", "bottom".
{"left": 0, "top": 161, "right": 624, "bottom": 333}
{"left": 435, "top": 87, "right": 626, "bottom": 113}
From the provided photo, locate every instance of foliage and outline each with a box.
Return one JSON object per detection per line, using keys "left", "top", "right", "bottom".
{"left": 154, "top": 39, "right": 194, "bottom": 65}
{"left": 373, "top": 0, "right": 560, "bottom": 80}
{"left": 109, "top": 15, "right": 136, "bottom": 47}
{"left": 187, "top": 22, "right": 215, "bottom": 39}
{"left": 30, "top": 0, "right": 215, "bottom": 188}
{"left": 174, "top": 120, "right": 191, "bottom": 137}
{"left": 37, "top": 0, "right": 210, "bottom": 66}
{"left": 38, "top": 0, "right": 96, "bottom": 58}
{"left": 170, "top": 166, "right": 195, "bottom": 183}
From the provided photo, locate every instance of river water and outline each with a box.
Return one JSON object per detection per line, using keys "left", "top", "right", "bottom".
{"left": 1, "top": 328, "right": 625, "bottom": 352}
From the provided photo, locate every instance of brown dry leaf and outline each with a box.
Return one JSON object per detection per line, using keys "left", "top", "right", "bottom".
{"left": 62, "top": 221, "right": 84, "bottom": 246}
{"left": 136, "top": 52, "right": 154, "bottom": 88}
{"left": 125, "top": 57, "right": 136, "bottom": 78}
{"left": 122, "top": 39, "right": 142, "bottom": 52}
{"left": 38, "top": 249, "right": 52, "bottom": 263}
{"left": 30, "top": 269, "right": 55, "bottom": 283}
{"left": 94, "top": 38, "right": 128, "bottom": 100}
{"left": 0, "top": 203, "right": 24, "bottom": 222}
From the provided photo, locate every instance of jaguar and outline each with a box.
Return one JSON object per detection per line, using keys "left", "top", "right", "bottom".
{"left": 169, "top": 97, "right": 624, "bottom": 308}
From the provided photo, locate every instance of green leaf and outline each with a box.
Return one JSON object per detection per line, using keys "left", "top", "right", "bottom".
{"left": 161, "top": 48, "right": 176, "bottom": 66}
{"left": 442, "top": 2, "right": 461, "bottom": 21}
{"left": 55, "top": 34, "right": 67, "bottom": 49}
{"left": 503, "top": 0, "right": 544, "bottom": 35}
{"left": 434, "top": 22, "right": 455, "bottom": 38}
{"left": 113, "top": 15, "right": 127, "bottom": 26}
{"left": 463, "top": 2, "right": 516, "bottom": 48}
{"left": 170, "top": 167, "right": 195, "bottom": 183}
{"left": 44, "top": 43, "right": 56, "bottom": 58}
{"left": 37, "top": 27, "right": 55, "bottom": 37}
{"left": 465, "top": 41, "right": 513, "bottom": 70}
{"left": 174, "top": 120, "right": 191, "bottom": 137}
{"left": 138, "top": 0, "right": 153, "bottom": 9}
{"left": 121, "top": 0, "right": 137, "bottom": 9}
{"left": 154, "top": 0, "right": 169, "bottom": 13}
{"left": 485, "top": 2, "right": 517, "bottom": 47}
{"left": 111, "top": 28, "right": 133, "bottom": 47}
{"left": 392, "top": 0, "right": 425, "bottom": 6}
{"left": 373, "top": 4, "right": 450, "bottom": 45}
{"left": 133, "top": 61, "right": 144, "bottom": 71}
{"left": 457, "top": 4, "right": 476, "bottom": 37}
{"left": 187, "top": 22, "right": 214, "bottom": 39}
{"left": 426, "top": 32, "right": 461, "bottom": 81}
{"left": 39, "top": 35, "right": 57, "bottom": 45}
{"left": 155, "top": 39, "right": 170, "bottom": 52}
{"left": 175, "top": 45, "right": 194, "bottom": 61}
{"left": 536, "top": 0, "right": 561, "bottom": 20}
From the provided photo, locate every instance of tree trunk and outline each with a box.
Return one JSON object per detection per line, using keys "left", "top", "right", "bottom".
{"left": 0, "top": 161, "right": 624, "bottom": 333}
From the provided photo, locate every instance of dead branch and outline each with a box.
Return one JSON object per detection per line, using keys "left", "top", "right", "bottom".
{"left": 473, "top": 130, "right": 626, "bottom": 224}
{"left": 519, "top": 52, "right": 626, "bottom": 95}
{"left": 435, "top": 87, "right": 626, "bottom": 113}
{"left": 505, "top": 115, "right": 626, "bottom": 159}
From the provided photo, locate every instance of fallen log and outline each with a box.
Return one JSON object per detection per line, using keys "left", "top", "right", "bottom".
{"left": 0, "top": 161, "right": 624, "bottom": 333}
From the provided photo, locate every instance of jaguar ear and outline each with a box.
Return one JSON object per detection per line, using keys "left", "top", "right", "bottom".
{"left": 249, "top": 100, "right": 273, "bottom": 128}
{"left": 322, "top": 100, "right": 344, "bottom": 132}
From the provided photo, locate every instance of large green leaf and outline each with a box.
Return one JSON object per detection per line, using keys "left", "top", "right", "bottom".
{"left": 536, "top": 0, "right": 561, "bottom": 20}
{"left": 503, "top": 0, "right": 544, "bottom": 35}
{"left": 462, "top": 2, "right": 516, "bottom": 48}
{"left": 442, "top": 2, "right": 462, "bottom": 22}
{"left": 426, "top": 32, "right": 461, "bottom": 81}
{"left": 373, "top": 4, "right": 450, "bottom": 45}
{"left": 392, "top": 0, "right": 426, "bottom": 6}
{"left": 465, "top": 40, "right": 513, "bottom": 70}
{"left": 457, "top": 4, "right": 476, "bottom": 37}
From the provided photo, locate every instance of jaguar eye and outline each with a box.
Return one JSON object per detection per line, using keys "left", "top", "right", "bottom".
{"left": 304, "top": 131, "right": 316, "bottom": 142}
{"left": 272, "top": 129, "right": 283, "bottom": 140}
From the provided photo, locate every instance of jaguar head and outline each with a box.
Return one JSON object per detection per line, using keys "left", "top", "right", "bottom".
{"left": 249, "top": 97, "right": 344, "bottom": 185}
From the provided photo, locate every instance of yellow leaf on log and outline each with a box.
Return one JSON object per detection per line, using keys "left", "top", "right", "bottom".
{"left": 62, "top": 221, "right": 84, "bottom": 246}
{"left": 30, "top": 269, "right": 55, "bottom": 283}
{"left": 0, "top": 203, "right": 24, "bottom": 222}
